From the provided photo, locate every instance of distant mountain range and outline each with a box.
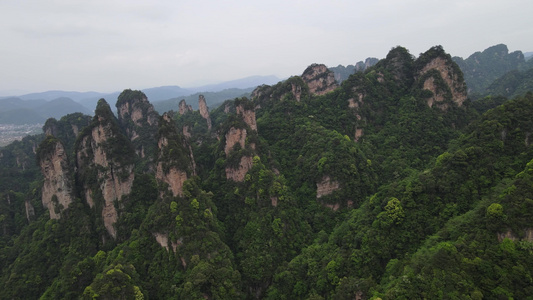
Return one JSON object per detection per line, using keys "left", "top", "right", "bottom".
{"left": 452, "top": 44, "right": 532, "bottom": 95}
{"left": 0, "top": 97, "right": 92, "bottom": 124}
{"left": 329, "top": 57, "right": 379, "bottom": 83}
{"left": 452, "top": 44, "right": 533, "bottom": 99}
{"left": 0, "top": 75, "right": 281, "bottom": 125}
{"left": 153, "top": 88, "right": 255, "bottom": 113}
{"left": 3, "top": 47, "right": 533, "bottom": 127}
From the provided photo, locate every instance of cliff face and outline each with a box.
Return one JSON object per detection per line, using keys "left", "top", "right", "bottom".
{"left": 416, "top": 47, "right": 468, "bottom": 109}
{"left": 225, "top": 156, "right": 253, "bottom": 182}
{"left": 252, "top": 63, "right": 337, "bottom": 106}
{"left": 302, "top": 64, "right": 339, "bottom": 95}
{"left": 198, "top": 95, "right": 212, "bottom": 131}
{"left": 156, "top": 113, "right": 195, "bottom": 197}
{"left": 498, "top": 229, "right": 533, "bottom": 242}
{"left": 236, "top": 103, "right": 257, "bottom": 131}
{"left": 116, "top": 89, "right": 159, "bottom": 160}
{"left": 291, "top": 82, "right": 302, "bottom": 101}
{"left": 224, "top": 98, "right": 258, "bottom": 182}
{"left": 224, "top": 127, "right": 247, "bottom": 156}
{"left": 117, "top": 90, "right": 159, "bottom": 129}
{"left": 38, "top": 137, "right": 74, "bottom": 219}
{"left": 24, "top": 199, "right": 35, "bottom": 222}
{"left": 316, "top": 175, "right": 340, "bottom": 199}
{"left": 224, "top": 126, "right": 253, "bottom": 182}
{"left": 76, "top": 99, "right": 135, "bottom": 239}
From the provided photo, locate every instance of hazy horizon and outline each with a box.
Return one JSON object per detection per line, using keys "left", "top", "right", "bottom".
{"left": 1, "top": 0, "right": 532, "bottom": 95}
{"left": 0, "top": 74, "right": 282, "bottom": 97}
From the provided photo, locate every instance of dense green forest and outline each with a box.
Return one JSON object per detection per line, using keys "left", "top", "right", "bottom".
{"left": 453, "top": 44, "right": 533, "bottom": 99}
{"left": 1, "top": 45, "right": 533, "bottom": 299}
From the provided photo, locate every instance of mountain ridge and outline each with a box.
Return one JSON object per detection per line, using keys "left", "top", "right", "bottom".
{"left": 0, "top": 44, "right": 532, "bottom": 299}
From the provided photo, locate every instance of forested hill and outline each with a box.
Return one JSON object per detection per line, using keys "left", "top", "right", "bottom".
{"left": 453, "top": 43, "right": 531, "bottom": 96}
{"left": 1, "top": 45, "right": 533, "bottom": 299}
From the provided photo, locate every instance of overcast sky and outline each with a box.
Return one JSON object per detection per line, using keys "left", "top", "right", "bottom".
{"left": 1, "top": 0, "right": 532, "bottom": 95}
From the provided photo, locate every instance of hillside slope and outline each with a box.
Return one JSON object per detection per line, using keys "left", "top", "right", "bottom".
{"left": 0, "top": 45, "right": 532, "bottom": 299}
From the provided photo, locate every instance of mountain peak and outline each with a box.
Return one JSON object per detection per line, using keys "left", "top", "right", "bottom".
{"left": 301, "top": 63, "right": 338, "bottom": 95}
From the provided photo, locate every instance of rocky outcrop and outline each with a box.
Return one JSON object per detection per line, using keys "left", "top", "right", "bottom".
{"left": 223, "top": 100, "right": 256, "bottom": 182}
{"left": 416, "top": 47, "right": 467, "bottom": 109}
{"left": 156, "top": 113, "right": 195, "bottom": 197}
{"left": 224, "top": 127, "right": 247, "bottom": 156}
{"left": 316, "top": 176, "right": 340, "bottom": 198}
{"left": 76, "top": 99, "right": 135, "bottom": 239}
{"left": 251, "top": 85, "right": 273, "bottom": 100}
{"left": 38, "top": 137, "right": 74, "bottom": 219}
{"left": 271, "top": 197, "right": 278, "bottom": 207}
{"left": 198, "top": 95, "right": 212, "bottom": 131}
{"left": 497, "top": 229, "right": 533, "bottom": 242}
{"left": 355, "top": 128, "right": 364, "bottom": 141}
{"left": 183, "top": 126, "right": 191, "bottom": 138}
{"left": 324, "top": 203, "right": 341, "bottom": 211}
{"left": 225, "top": 156, "right": 253, "bottom": 182}
{"left": 251, "top": 77, "right": 309, "bottom": 108}
{"left": 236, "top": 103, "right": 257, "bottom": 131}
{"left": 153, "top": 232, "right": 181, "bottom": 253}
{"left": 42, "top": 114, "right": 92, "bottom": 159}
{"left": 156, "top": 167, "right": 188, "bottom": 197}
{"left": 179, "top": 99, "right": 193, "bottom": 115}
{"left": 25, "top": 200, "right": 35, "bottom": 222}
{"left": 291, "top": 83, "right": 302, "bottom": 101}
{"left": 302, "top": 64, "right": 339, "bottom": 95}
{"left": 43, "top": 122, "right": 57, "bottom": 137}
{"left": 153, "top": 232, "right": 169, "bottom": 250}
{"left": 116, "top": 89, "right": 159, "bottom": 161}
{"left": 117, "top": 90, "right": 158, "bottom": 128}
{"left": 348, "top": 92, "right": 365, "bottom": 141}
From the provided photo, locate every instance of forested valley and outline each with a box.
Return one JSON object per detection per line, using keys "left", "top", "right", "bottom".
{"left": 1, "top": 45, "right": 533, "bottom": 299}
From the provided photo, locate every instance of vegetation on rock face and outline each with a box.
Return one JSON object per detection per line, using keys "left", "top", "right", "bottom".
{"left": 42, "top": 113, "right": 92, "bottom": 161}
{"left": 1, "top": 45, "right": 533, "bottom": 299}
{"left": 116, "top": 89, "right": 160, "bottom": 172}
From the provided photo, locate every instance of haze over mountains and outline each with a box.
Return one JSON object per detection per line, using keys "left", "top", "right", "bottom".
{"left": 2, "top": 43, "right": 533, "bottom": 299}
{"left": 1, "top": 43, "right": 532, "bottom": 141}
{"left": 2, "top": 44, "right": 532, "bottom": 125}
{"left": 0, "top": 75, "right": 281, "bottom": 124}
{"left": 2, "top": 42, "right": 533, "bottom": 299}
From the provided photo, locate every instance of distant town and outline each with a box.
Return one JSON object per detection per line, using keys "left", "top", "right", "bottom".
{"left": 0, "top": 124, "right": 42, "bottom": 147}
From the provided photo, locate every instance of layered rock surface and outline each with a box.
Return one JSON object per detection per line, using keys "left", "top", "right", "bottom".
{"left": 416, "top": 47, "right": 468, "bottom": 109}
{"left": 156, "top": 112, "right": 196, "bottom": 197}
{"left": 302, "top": 64, "right": 339, "bottom": 95}
{"left": 116, "top": 89, "right": 159, "bottom": 160}
{"left": 76, "top": 99, "right": 135, "bottom": 239}
{"left": 224, "top": 98, "right": 258, "bottom": 182}
{"left": 179, "top": 99, "right": 193, "bottom": 115}
{"left": 236, "top": 102, "right": 257, "bottom": 131}
{"left": 38, "top": 137, "right": 74, "bottom": 219}
{"left": 198, "top": 95, "right": 212, "bottom": 131}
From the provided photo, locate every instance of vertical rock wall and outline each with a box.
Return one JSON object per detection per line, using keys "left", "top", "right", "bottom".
{"left": 39, "top": 138, "right": 74, "bottom": 219}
